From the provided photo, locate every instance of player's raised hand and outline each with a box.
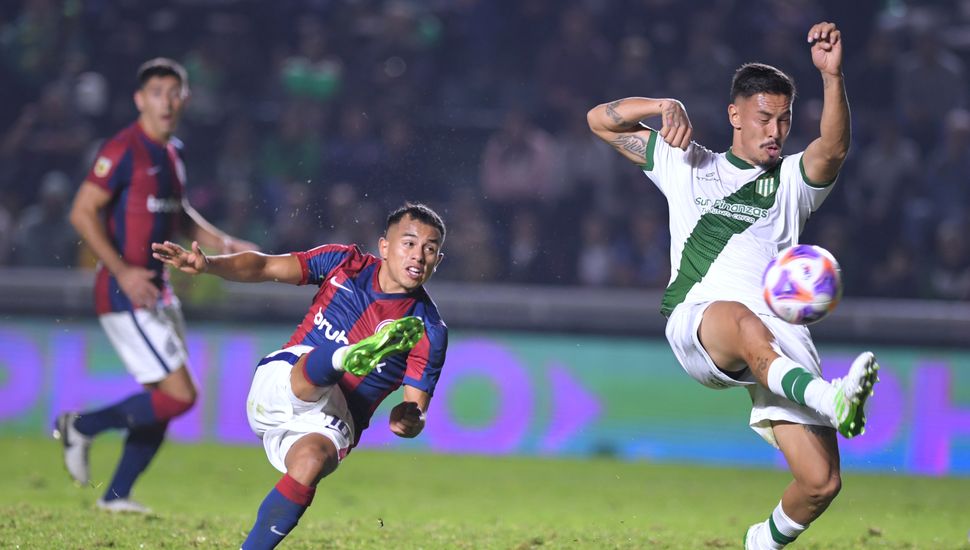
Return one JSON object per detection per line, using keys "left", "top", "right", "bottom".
{"left": 808, "top": 21, "right": 843, "bottom": 76}
{"left": 389, "top": 401, "right": 426, "bottom": 438}
{"left": 658, "top": 99, "right": 692, "bottom": 150}
{"left": 152, "top": 240, "right": 208, "bottom": 275}
{"left": 117, "top": 265, "right": 159, "bottom": 309}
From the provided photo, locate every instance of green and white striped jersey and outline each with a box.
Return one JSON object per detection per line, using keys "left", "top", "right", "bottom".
{"left": 640, "top": 131, "right": 836, "bottom": 317}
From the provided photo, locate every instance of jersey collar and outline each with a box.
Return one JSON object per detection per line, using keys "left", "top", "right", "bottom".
{"left": 725, "top": 148, "right": 757, "bottom": 170}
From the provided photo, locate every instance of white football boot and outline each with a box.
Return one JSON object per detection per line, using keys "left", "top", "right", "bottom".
{"left": 52, "top": 412, "right": 92, "bottom": 485}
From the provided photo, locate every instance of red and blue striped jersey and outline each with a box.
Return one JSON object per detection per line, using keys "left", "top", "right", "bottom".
{"left": 288, "top": 244, "right": 448, "bottom": 445}
{"left": 85, "top": 122, "right": 184, "bottom": 314}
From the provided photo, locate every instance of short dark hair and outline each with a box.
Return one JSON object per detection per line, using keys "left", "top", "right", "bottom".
{"left": 730, "top": 63, "right": 795, "bottom": 102}
{"left": 137, "top": 57, "right": 188, "bottom": 92}
{"left": 386, "top": 202, "right": 446, "bottom": 242}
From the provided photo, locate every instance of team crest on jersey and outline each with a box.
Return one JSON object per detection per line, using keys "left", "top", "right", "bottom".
{"left": 93, "top": 156, "right": 112, "bottom": 178}
{"left": 755, "top": 174, "right": 777, "bottom": 197}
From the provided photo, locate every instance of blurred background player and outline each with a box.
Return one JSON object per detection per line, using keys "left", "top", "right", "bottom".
{"left": 52, "top": 58, "right": 258, "bottom": 513}
{"left": 587, "top": 22, "right": 878, "bottom": 549}
{"left": 152, "top": 202, "right": 448, "bottom": 549}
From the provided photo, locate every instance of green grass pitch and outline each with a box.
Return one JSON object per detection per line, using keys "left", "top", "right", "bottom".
{"left": 2, "top": 436, "right": 968, "bottom": 549}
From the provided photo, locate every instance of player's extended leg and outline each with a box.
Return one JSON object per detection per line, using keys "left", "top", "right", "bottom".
{"left": 242, "top": 434, "right": 339, "bottom": 550}
{"left": 96, "top": 366, "right": 196, "bottom": 512}
{"left": 699, "top": 301, "right": 879, "bottom": 437}
{"left": 291, "top": 316, "right": 425, "bottom": 402}
{"left": 745, "top": 421, "right": 841, "bottom": 549}
{"left": 53, "top": 366, "right": 195, "bottom": 502}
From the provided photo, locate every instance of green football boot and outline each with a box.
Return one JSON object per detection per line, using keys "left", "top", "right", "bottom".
{"left": 831, "top": 351, "right": 880, "bottom": 438}
{"left": 342, "top": 316, "right": 424, "bottom": 377}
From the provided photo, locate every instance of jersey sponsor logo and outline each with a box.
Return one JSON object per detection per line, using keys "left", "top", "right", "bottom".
{"left": 329, "top": 276, "right": 353, "bottom": 293}
{"left": 698, "top": 171, "right": 720, "bottom": 182}
{"left": 694, "top": 197, "right": 768, "bottom": 223}
{"left": 94, "top": 156, "right": 112, "bottom": 177}
{"left": 146, "top": 194, "right": 182, "bottom": 213}
{"left": 312, "top": 307, "right": 349, "bottom": 345}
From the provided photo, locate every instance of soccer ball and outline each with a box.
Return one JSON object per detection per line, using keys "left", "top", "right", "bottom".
{"left": 762, "top": 244, "right": 842, "bottom": 325}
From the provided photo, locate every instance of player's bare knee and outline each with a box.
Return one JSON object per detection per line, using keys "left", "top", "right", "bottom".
{"left": 287, "top": 438, "right": 338, "bottom": 484}
{"left": 799, "top": 471, "right": 842, "bottom": 505}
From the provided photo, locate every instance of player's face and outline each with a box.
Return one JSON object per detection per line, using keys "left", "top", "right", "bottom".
{"left": 378, "top": 216, "right": 444, "bottom": 294}
{"left": 728, "top": 93, "right": 792, "bottom": 168}
{"left": 134, "top": 75, "right": 187, "bottom": 141}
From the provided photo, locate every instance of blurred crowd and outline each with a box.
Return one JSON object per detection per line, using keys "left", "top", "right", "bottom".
{"left": 1, "top": 0, "right": 968, "bottom": 300}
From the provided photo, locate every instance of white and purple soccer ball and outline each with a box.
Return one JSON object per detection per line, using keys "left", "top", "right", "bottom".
{"left": 762, "top": 244, "right": 843, "bottom": 325}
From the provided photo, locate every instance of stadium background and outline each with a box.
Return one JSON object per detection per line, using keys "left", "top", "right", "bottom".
{"left": 0, "top": 0, "right": 969, "bottom": 541}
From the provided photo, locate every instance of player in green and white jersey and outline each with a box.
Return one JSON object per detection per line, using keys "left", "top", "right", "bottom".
{"left": 588, "top": 22, "right": 878, "bottom": 550}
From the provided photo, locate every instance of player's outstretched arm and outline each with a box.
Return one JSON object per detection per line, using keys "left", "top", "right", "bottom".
{"left": 152, "top": 240, "right": 303, "bottom": 284}
{"left": 182, "top": 200, "right": 259, "bottom": 254}
{"left": 389, "top": 385, "right": 430, "bottom": 438}
{"left": 802, "top": 21, "right": 850, "bottom": 184}
{"left": 587, "top": 97, "right": 692, "bottom": 163}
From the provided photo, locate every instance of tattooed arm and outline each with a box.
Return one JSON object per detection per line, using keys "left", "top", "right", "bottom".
{"left": 587, "top": 97, "right": 693, "bottom": 164}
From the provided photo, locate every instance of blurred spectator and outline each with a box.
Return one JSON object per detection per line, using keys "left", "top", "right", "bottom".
{"left": 614, "top": 205, "right": 670, "bottom": 288}
{"left": 846, "top": 26, "right": 899, "bottom": 131}
{"left": 480, "top": 109, "right": 558, "bottom": 207}
{"left": 267, "top": 182, "right": 323, "bottom": 254}
{"left": 11, "top": 170, "right": 76, "bottom": 267}
{"left": 279, "top": 14, "right": 343, "bottom": 103}
{"left": 0, "top": 82, "right": 93, "bottom": 202}
{"left": 257, "top": 100, "right": 325, "bottom": 186}
{"left": 846, "top": 117, "right": 921, "bottom": 257}
{"left": 440, "top": 188, "right": 501, "bottom": 283}
{"left": 895, "top": 18, "right": 966, "bottom": 153}
{"left": 606, "top": 35, "right": 654, "bottom": 100}
{"left": 576, "top": 213, "right": 614, "bottom": 287}
{"left": 923, "top": 218, "right": 970, "bottom": 300}
{"left": 869, "top": 242, "right": 921, "bottom": 298}
{"left": 215, "top": 118, "right": 258, "bottom": 186}
{"left": 0, "top": 193, "right": 13, "bottom": 266}
{"left": 326, "top": 103, "right": 382, "bottom": 191}
{"left": 554, "top": 99, "right": 620, "bottom": 213}
{"left": 923, "top": 109, "right": 970, "bottom": 223}
{"left": 506, "top": 207, "right": 544, "bottom": 283}
{"left": 375, "top": 116, "right": 427, "bottom": 205}
{"left": 536, "top": 4, "right": 610, "bottom": 121}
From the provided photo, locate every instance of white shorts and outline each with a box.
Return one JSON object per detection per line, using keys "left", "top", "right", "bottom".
{"left": 246, "top": 345, "right": 355, "bottom": 474}
{"left": 665, "top": 301, "right": 829, "bottom": 448}
{"left": 99, "top": 304, "right": 189, "bottom": 384}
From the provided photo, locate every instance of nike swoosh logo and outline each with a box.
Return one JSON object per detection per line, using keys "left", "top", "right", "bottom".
{"left": 330, "top": 276, "right": 353, "bottom": 292}
{"left": 146, "top": 166, "right": 161, "bottom": 176}
{"left": 270, "top": 525, "right": 287, "bottom": 536}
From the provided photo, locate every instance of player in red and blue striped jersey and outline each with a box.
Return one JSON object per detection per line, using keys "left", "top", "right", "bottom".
{"left": 153, "top": 202, "right": 448, "bottom": 549}
{"left": 52, "top": 58, "right": 257, "bottom": 513}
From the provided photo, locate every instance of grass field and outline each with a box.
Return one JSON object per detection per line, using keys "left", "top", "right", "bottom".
{"left": 2, "top": 436, "right": 968, "bottom": 549}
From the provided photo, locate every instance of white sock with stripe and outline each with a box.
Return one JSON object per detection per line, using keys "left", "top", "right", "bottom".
{"left": 765, "top": 356, "right": 835, "bottom": 421}
{"left": 754, "top": 501, "right": 807, "bottom": 549}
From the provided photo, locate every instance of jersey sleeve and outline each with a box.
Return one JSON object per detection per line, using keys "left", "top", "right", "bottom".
{"left": 85, "top": 138, "right": 130, "bottom": 194}
{"left": 784, "top": 151, "right": 837, "bottom": 213}
{"left": 403, "top": 317, "right": 447, "bottom": 395}
{"left": 293, "top": 244, "right": 357, "bottom": 286}
{"left": 639, "top": 128, "right": 694, "bottom": 196}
